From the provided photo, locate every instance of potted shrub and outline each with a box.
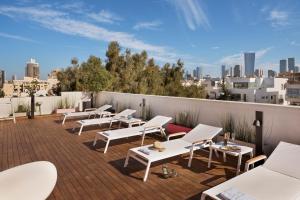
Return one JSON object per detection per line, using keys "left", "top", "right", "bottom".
{"left": 15, "top": 104, "right": 29, "bottom": 117}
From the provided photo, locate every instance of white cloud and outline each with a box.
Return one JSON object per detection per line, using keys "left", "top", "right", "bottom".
{"left": 267, "top": 9, "right": 289, "bottom": 27}
{"left": 0, "top": 31, "right": 37, "bottom": 43}
{"left": 168, "top": 0, "right": 210, "bottom": 31}
{"left": 88, "top": 10, "right": 122, "bottom": 24}
{"left": 0, "top": 5, "right": 182, "bottom": 64}
{"left": 220, "top": 47, "right": 272, "bottom": 65}
{"left": 133, "top": 20, "right": 162, "bottom": 30}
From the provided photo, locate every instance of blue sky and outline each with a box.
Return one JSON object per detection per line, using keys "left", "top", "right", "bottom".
{"left": 0, "top": 0, "right": 300, "bottom": 79}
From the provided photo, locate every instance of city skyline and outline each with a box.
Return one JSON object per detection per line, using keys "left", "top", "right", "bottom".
{"left": 0, "top": 0, "right": 300, "bottom": 78}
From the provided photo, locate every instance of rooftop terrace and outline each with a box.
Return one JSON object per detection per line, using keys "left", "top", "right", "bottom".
{"left": 0, "top": 116, "right": 244, "bottom": 200}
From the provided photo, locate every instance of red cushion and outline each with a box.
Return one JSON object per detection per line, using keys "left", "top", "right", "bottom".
{"left": 166, "top": 123, "right": 192, "bottom": 134}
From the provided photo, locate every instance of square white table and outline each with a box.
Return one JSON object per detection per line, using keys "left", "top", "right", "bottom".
{"left": 208, "top": 142, "right": 253, "bottom": 175}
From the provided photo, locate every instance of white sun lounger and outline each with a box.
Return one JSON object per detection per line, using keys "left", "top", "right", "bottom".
{"left": 62, "top": 104, "right": 112, "bottom": 125}
{"left": 75, "top": 109, "right": 136, "bottom": 135}
{"left": 124, "top": 124, "right": 222, "bottom": 182}
{"left": 93, "top": 115, "right": 172, "bottom": 153}
{"left": 0, "top": 161, "right": 57, "bottom": 200}
{"left": 201, "top": 141, "right": 300, "bottom": 200}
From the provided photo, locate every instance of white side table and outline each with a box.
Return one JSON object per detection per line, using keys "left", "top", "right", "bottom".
{"left": 118, "top": 117, "right": 144, "bottom": 128}
{"left": 208, "top": 142, "right": 253, "bottom": 175}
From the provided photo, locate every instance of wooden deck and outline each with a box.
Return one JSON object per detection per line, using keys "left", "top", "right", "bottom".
{"left": 0, "top": 116, "right": 245, "bottom": 200}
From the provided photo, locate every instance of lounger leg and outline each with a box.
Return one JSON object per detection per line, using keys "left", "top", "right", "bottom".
{"left": 93, "top": 134, "right": 99, "bottom": 146}
{"left": 78, "top": 125, "right": 83, "bottom": 136}
{"left": 188, "top": 149, "right": 194, "bottom": 168}
{"left": 62, "top": 116, "right": 66, "bottom": 125}
{"left": 143, "top": 162, "right": 151, "bottom": 182}
{"left": 103, "top": 139, "right": 110, "bottom": 153}
{"left": 200, "top": 193, "right": 207, "bottom": 200}
{"left": 124, "top": 152, "right": 130, "bottom": 167}
{"left": 208, "top": 146, "right": 213, "bottom": 168}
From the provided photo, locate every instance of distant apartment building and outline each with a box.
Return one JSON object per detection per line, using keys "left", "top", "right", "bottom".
{"left": 2, "top": 76, "right": 59, "bottom": 97}
{"left": 288, "top": 58, "right": 295, "bottom": 72}
{"left": 278, "top": 72, "right": 300, "bottom": 105}
{"left": 26, "top": 58, "right": 40, "bottom": 79}
{"left": 225, "top": 77, "right": 287, "bottom": 104}
{"left": 294, "top": 66, "right": 299, "bottom": 73}
{"left": 244, "top": 52, "right": 255, "bottom": 77}
{"left": 0, "top": 70, "right": 5, "bottom": 88}
{"left": 254, "top": 69, "right": 264, "bottom": 77}
{"left": 279, "top": 59, "right": 287, "bottom": 73}
{"left": 233, "top": 65, "right": 241, "bottom": 77}
{"left": 268, "top": 70, "right": 277, "bottom": 78}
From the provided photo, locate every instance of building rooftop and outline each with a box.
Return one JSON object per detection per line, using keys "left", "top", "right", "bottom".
{"left": 0, "top": 116, "right": 242, "bottom": 199}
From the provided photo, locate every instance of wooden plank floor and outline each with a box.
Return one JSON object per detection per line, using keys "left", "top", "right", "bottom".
{"left": 0, "top": 116, "right": 244, "bottom": 200}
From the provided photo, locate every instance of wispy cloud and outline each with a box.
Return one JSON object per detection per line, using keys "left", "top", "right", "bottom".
{"left": 168, "top": 0, "right": 210, "bottom": 31}
{"left": 290, "top": 41, "right": 300, "bottom": 47}
{"left": 220, "top": 47, "right": 272, "bottom": 65}
{"left": 211, "top": 46, "right": 220, "bottom": 50}
{"left": 0, "top": 31, "right": 37, "bottom": 43}
{"left": 267, "top": 9, "right": 289, "bottom": 27}
{"left": 133, "top": 20, "right": 162, "bottom": 30}
{"left": 87, "top": 10, "right": 122, "bottom": 24}
{"left": 0, "top": 5, "right": 181, "bottom": 63}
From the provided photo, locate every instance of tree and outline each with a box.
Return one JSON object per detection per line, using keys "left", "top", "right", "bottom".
{"left": 218, "top": 77, "right": 231, "bottom": 100}
{"left": 143, "top": 58, "right": 164, "bottom": 95}
{"left": 0, "top": 89, "right": 5, "bottom": 97}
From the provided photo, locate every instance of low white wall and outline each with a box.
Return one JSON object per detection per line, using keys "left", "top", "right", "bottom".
{"left": 96, "top": 91, "right": 300, "bottom": 154}
{"left": 0, "top": 92, "right": 89, "bottom": 117}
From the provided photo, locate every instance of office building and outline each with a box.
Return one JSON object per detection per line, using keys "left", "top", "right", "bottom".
{"left": 12, "top": 75, "right": 17, "bottom": 81}
{"left": 26, "top": 58, "right": 40, "bottom": 79}
{"left": 221, "top": 65, "right": 226, "bottom": 78}
{"left": 233, "top": 65, "right": 241, "bottom": 77}
{"left": 244, "top": 52, "right": 255, "bottom": 77}
{"left": 288, "top": 58, "right": 295, "bottom": 72}
{"left": 254, "top": 69, "right": 264, "bottom": 77}
{"left": 280, "top": 59, "right": 287, "bottom": 73}
{"left": 295, "top": 66, "right": 300, "bottom": 73}
{"left": 268, "top": 70, "right": 277, "bottom": 78}
{"left": 0, "top": 70, "right": 5, "bottom": 88}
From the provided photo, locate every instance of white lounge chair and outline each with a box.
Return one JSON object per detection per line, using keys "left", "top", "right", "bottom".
{"left": 62, "top": 104, "right": 112, "bottom": 125}
{"left": 201, "top": 141, "right": 300, "bottom": 200}
{"left": 93, "top": 115, "right": 172, "bottom": 153}
{"left": 124, "top": 124, "right": 222, "bottom": 182}
{"left": 74, "top": 109, "right": 136, "bottom": 135}
{"left": 0, "top": 161, "right": 57, "bottom": 200}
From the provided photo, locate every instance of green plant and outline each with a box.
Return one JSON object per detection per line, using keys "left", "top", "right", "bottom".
{"left": 64, "top": 98, "right": 70, "bottom": 109}
{"left": 234, "top": 118, "right": 256, "bottom": 143}
{"left": 57, "top": 99, "right": 64, "bottom": 109}
{"left": 16, "top": 104, "right": 29, "bottom": 113}
{"left": 220, "top": 114, "right": 235, "bottom": 135}
{"left": 145, "top": 106, "right": 153, "bottom": 121}
{"left": 174, "top": 111, "right": 200, "bottom": 128}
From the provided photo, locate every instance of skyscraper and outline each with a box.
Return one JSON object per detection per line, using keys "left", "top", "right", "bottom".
{"left": 233, "top": 65, "right": 241, "bottom": 77}
{"left": 0, "top": 70, "right": 5, "bottom": 88}
{"left": 279, "top": 59, "right": 287, "bottom": 73}
{"left": 221, "top": 65, "right": 226, "bottom": 78}
{"left": 26, "top": 58, "right": 40, "bottom": 79}
{"left": 244, "top": 52, "right": 255, "bottom": 77}
{"left": 195, "top": 66, "right": 202, "bottom": 80}
{"left": 288, "top": 58, "right": 295, "bottom": 72}
{"left": 254, "top": 69, "right": 264, "bottom": 77}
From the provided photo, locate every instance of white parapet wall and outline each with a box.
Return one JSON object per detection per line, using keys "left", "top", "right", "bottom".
{"left": 0, "top": 92, "right": 90, "bottom": 117}
{"left": 96, "top": 91, "right": 300, "bottom": 154}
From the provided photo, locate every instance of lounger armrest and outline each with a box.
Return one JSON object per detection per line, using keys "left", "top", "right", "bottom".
{"left": 192, "top": 139, "right": 211, "bottom": 145}
{"left": 167, "top": 132, "right": 186, "bottom": 141}
{"left": 244, "top": 155, "right": 267, "bottom": 171}
{"left": 84, "top": 108, "right": 97, "bottom": 112}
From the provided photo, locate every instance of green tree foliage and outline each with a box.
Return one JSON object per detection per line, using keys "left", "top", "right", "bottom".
{"left": 58, "top": 41, "right": 206, "bottom": 99}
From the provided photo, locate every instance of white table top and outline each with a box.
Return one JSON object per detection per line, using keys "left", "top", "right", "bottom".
{"left": 211, "top": 141, "right": 253, "bottom": 156}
